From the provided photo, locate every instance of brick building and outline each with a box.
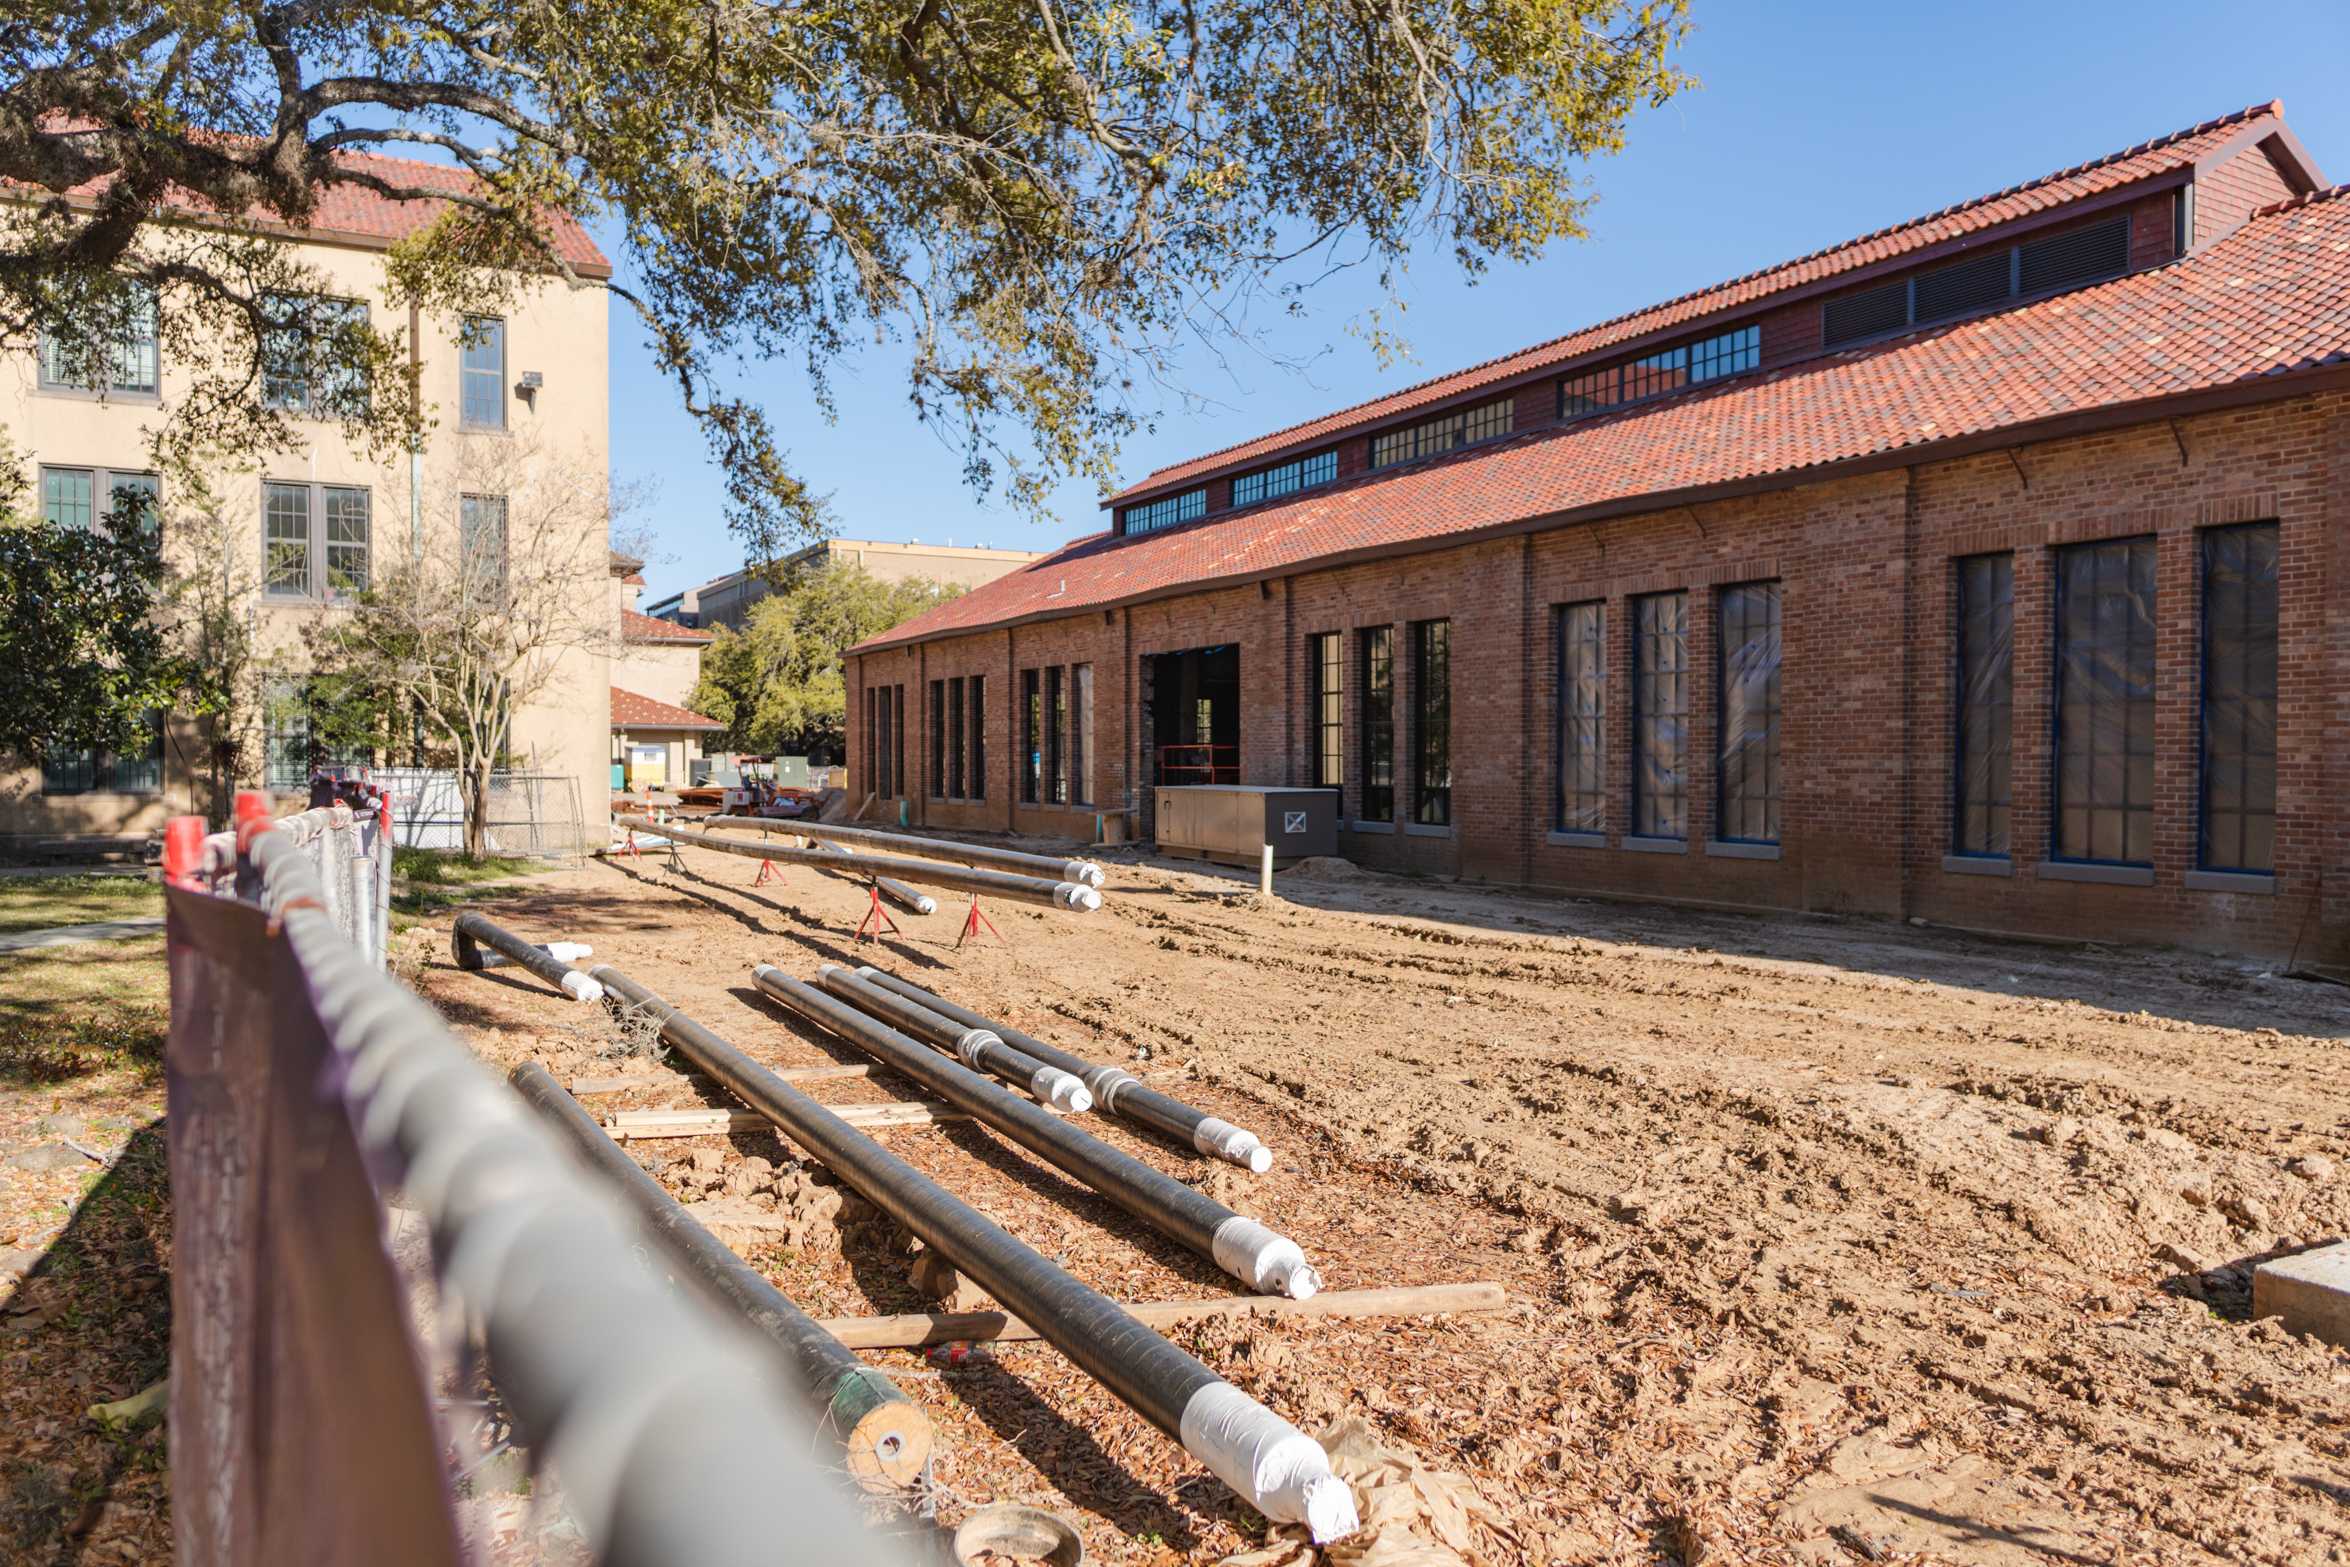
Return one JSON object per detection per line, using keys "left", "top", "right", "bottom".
{"left": 846, "top": 103, "right": 2350, "bottom": 960}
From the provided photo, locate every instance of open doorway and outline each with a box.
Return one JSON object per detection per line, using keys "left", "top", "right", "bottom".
{"left": 1141, "top": 645, "right": 1240, "bottom": 789}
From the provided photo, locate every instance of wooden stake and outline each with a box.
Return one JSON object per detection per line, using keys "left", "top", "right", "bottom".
{"left": 570, "top": 1063, "right": 876, "bottom": 1097}
{"left": 603, "top": 1102, "right": 962, "bottom": 1140}
{"left": 811, "top": 1281, "right": 1506, "bottom": 1349}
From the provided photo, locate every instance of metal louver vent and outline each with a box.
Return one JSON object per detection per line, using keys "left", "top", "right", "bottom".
{"left": 2019, "top": 216, "right": 2130, "bottom": 295}
{"left": 1822, "top": 279, "right": 1910, "bottom": 348}
{"left": 1913, "top": 249, "right": 2014, "bottom": 324}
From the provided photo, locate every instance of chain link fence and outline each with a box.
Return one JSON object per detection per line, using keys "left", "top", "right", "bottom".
{"left": 163, "top": 796, "right": 903, "bottom": 1565}
{"left": 374, "top": 768, "right": 589, "bottom": 858}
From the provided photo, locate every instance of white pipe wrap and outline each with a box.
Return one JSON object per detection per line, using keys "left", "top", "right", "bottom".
{"left": 558, "top": 971, "right": 606, "bottom": 1004}
{"left": 1062, "top": 860, "right": 1106, "bottom": 888}
{"left": 1028, "top": 1066, "right": 1093, "bottom": 1114}
{"left": 1080, "top": 1065, "right": 1139, "bottom": 1112}
{"left": 951, "top": 1028, "right": 999, "bottom": 1070}
{"left": 1210, "top": 1216, "right": 1321, "bottom": 1300}
{"left": 545, "top": 942, "right": 595, "bottom": 962}
{"left": 1052, "top": 882, "right": 1103, "bottom": 913}
{"left": 1176, "top": 1383, "right": 1358, "bottom": 1543}
{"left": 1193, "top": 1116, "right": 1275, "bottom": 1174}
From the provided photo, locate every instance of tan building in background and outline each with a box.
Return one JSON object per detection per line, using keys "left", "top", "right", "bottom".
{"left": 0, "top": 154, "right": 616, "bottom": 856}
{"left": 610, "top": 560, "right": 722, "bottom": 788}
{"left": 646, "top": 539, "right": 1042, "bottom": 631}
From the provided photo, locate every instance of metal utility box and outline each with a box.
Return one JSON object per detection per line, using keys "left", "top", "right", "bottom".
{"left": 1153, "top": 785, "right": 1338, "bottom": 869}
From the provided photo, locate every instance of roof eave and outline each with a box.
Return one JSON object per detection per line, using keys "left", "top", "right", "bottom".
{"left": 861, "top": 361, "right": 2350, "bottom": 658}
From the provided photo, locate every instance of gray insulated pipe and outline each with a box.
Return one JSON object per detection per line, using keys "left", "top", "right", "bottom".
{"left": 707, "top": 816, "right": 1107, "bottom": 888}
{"left": 615, "top": 814, "right": 1101, "bottom": 913}
{"left": 508, "top": 1062, "right": 932, "bottom": 1488}
{"left": 586, "top": 963, "right": 1358, "bottom": 1543}
{"left": 811, "top": 966, "right": 1091, "bottom": 1114}
{"left": 761, "top": 967, "right": 1318, "bottom": 1301}
{"left": 855, "top": 967, "right": 1272, "bottom": 1172}
{"left": 453, "top": 910, "right": 604, "bottom": 1002}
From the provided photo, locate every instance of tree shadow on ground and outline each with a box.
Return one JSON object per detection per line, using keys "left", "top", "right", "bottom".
{"left": 0, "top": 1005, "right": 165, "bottom": 1091}
{"left": 0, "top": 1118, "right": 170, "bottom": 1564}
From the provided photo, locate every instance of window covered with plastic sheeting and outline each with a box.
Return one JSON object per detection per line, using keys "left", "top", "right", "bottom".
{"left": 1631, "top": 592, "right": 1688, "bottom": 838}
{"left": 2199, "top": 524, "right": 2278, "bottom": 872}
{"left": 1717, "top": 583, "right": 1782, "bottom": 843}
{"left": 1555, "top": 603, "right": 1605, "bottom": 832}
{"left": 2054, "top": 537, "right": 2155, "bottom": 864}
{"left": 1953, "top": 555, "right": 2014, "bottom": 856}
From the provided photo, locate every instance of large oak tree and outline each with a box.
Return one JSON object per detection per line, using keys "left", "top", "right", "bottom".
{"left": 3, "top": 0, "right": 1691, "bottom": 559}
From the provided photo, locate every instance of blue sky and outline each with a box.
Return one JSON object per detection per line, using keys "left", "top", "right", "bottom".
{"left": 603, "top": 0, "right": 2350, "bottom": 600}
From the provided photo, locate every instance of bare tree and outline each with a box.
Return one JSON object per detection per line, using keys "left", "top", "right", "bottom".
{"left": 305, "top": 433, "right": 613, "bottom": 855}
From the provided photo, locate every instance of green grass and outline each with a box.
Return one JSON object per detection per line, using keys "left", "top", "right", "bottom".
{"left": 390, "top": 849, "right": 546, "bottom": 924}
{"left": 392, "top": 848, "right": 541, "bottom": 885}
{"left": 0, "top": 875, "right": 162, "bottom": 935}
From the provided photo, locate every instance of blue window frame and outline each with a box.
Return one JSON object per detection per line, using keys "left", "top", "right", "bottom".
{"left": 1121, "top": 488, "right": 1206, "bottom": 535}
{"left": 1233, "top": 449, "right": 1338, "bottom": 508}
{"left": 1631, "top": 592, "right": 1688, "bottom": 838}
{"left": 1953, "top": 554, "right": 2014, "bottom": 857}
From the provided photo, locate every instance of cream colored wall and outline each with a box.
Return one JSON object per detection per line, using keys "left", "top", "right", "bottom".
{"left": 613, "top": 640, "right": 704, "bottom": 710}
{"left": 0, "top": 232, "right": 612, "bottom": 847}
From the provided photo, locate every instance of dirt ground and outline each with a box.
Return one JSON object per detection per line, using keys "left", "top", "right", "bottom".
{"left": 408, "top": 839, "right": 2350, "bottom": 1567}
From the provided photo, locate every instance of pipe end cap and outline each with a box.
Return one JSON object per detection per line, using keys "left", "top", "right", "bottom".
{"left": 558, "top": 971, "right": 605, "bottom": 1004}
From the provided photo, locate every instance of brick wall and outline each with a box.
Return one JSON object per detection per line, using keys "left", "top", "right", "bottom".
{"left": 2196, "top": 141, "right": 2297, "bottom": 247}
{"left": 852, "top": 391, "right": 2350, "bottom": 960}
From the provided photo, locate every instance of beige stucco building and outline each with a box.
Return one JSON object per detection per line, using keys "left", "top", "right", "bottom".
{"left": 1, "top": 155, "right": 615, "bottom": 854}
{"left": 645, "top": 539, "right": 1043, "bottom": 632}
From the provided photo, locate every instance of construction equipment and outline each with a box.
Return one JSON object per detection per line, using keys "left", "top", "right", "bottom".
{"left": 762, "top": 968, "right": 1318, "bottom": 1300}
{"left": 854, "top": 968, "right": 1273, "bottom": 1171}
{"left": 509, "top": 1063, "right": 933, "bottom": 1487}
{"left": 587, "top": 964, "right": 1357, "bottom": 1543}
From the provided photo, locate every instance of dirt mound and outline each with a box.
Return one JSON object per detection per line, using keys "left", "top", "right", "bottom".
{"left": 1284, "top": 856, "right": 1370, "bottom": 881}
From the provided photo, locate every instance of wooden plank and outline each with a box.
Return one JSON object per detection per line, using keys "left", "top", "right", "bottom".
{"left": 570, "top": 1063, "right": 876, "bottom": 1097}
{"left": 603, "top": 1102, "right": 962, "bottom": 1140}
{"left": 811, "top": 1281, "right": 1508, "bottom": 1350}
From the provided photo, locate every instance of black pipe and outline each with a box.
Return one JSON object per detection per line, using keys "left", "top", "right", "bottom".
{"left": 760, "top": 968, "right": 1316, "bottom": 1300}
{"left": 584, "top": 962, "right": 1352, "bottom": 1538}
{"left": 856, "top": 968, "right": 1272, "bottom": 1172}
{"left": 507, "top": 1062, "right": 932, "bottom": 1487}
{"left": 811, "top": 967, "right": 1090, "bottom": 1113}
{"left": 453, "top": 911, "right": 603, "bottom": 1002}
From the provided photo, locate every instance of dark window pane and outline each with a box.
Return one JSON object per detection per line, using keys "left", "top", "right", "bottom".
{"left": 2199, "top": 523, "right": 2278, "bottom": 872}
{"left": 1360, "top": 627, "right": 1395, "bottom": 821}
{"left": 947, "top": 676, "right": 966, "bottom": 798}
{"left": 1412, "top": 621, "right": 1450, "bottom": 826}
{"left": 1021, "top": 669, "right": 1041, "bottom": 803}
{"left": 969, "top": 675, "right": 987, "bottom": 800}
{"left": 1953, "top": 555, "right": 2014, "bottom": 856}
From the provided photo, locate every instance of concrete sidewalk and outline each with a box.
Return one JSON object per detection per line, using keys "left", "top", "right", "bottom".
{"left": 0, "top": 918, "right": 165, "bottom": 954}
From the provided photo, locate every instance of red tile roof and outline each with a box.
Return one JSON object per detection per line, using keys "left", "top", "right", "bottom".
{"left": 23, "top": 138, "right": 611, "bottom": 277}
{"left": 611, "top": 687, "right": 724, "bottom": 731}
{"left": 1113, "top": 103, "right": 2289, "bottom": 503}
{"left": 857, "top": 183, "right": 2350, "bottom": 654}
{"left": 621, "top": 607, "right": 713, "bottom": 644}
